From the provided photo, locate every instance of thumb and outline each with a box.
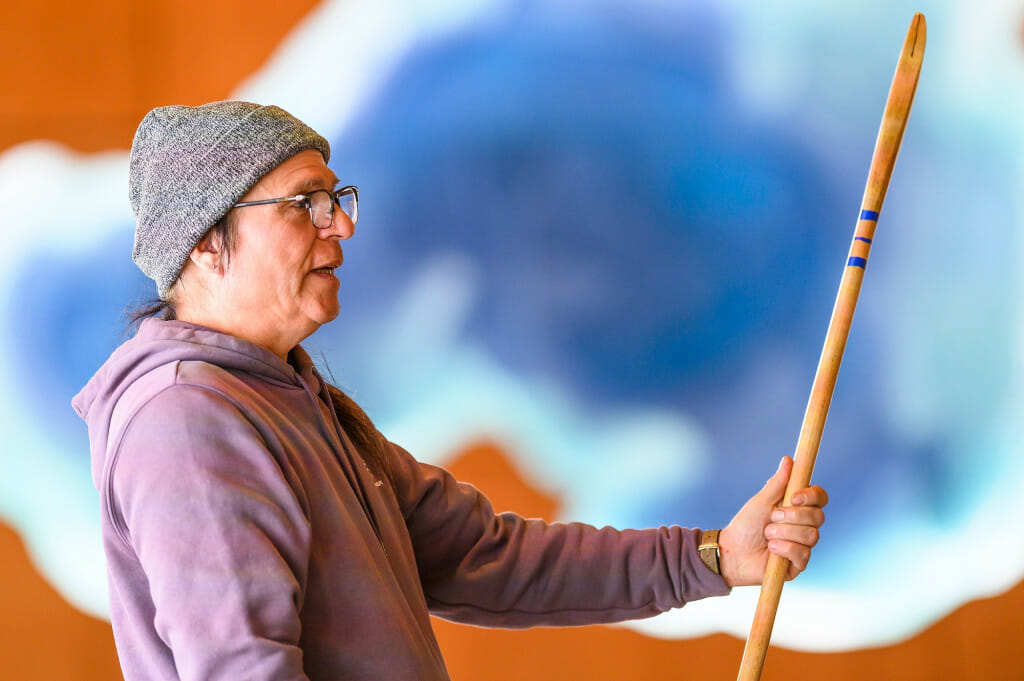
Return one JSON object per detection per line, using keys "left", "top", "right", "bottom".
{"left": 760, "top": 456, "right": 792, "bottom": 503}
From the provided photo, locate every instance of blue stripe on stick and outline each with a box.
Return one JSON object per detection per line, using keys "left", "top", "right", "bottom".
{"left": 848, "top": 257, "right": 867, "bottom": 269}
{"left": 860, "top": 210, "right": 879, "bottom": 221}
{"left": 854, "top": 236, "right": 872, "bottom": 244}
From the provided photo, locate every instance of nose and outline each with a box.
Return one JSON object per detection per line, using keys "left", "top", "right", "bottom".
{"left": 318, "top": 210, "right": 355, "bottom": 241}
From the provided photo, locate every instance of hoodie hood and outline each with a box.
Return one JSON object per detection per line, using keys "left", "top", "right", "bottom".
{"left": 73, "top": 318, "right": 316, "bottom": 489}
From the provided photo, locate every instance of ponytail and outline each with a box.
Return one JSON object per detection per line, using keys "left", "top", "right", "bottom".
{"left": 326, "top": 384, "right": 394, "bottom": 487}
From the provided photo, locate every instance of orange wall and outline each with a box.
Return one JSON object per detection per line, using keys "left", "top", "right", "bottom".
{"left": 0, "top": 0, "right": 321, "bottom": 153}
{"left": 2, "top": 1, "right": 1022, "bottom": 679}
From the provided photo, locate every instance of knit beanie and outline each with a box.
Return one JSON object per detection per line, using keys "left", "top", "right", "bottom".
{"left": 129, "top": 101, "right": 331, "bottom": 299}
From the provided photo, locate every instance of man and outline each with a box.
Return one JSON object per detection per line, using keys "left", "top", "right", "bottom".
{"left": 73, "top": 101, "right": 827, "bottom": 681}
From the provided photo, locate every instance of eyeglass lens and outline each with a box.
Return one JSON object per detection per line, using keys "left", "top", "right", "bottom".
{"left": 310, "top": 189, "right": 358, "bottom": 229}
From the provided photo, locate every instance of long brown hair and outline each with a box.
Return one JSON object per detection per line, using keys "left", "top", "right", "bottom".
{"left": 326, "top": 385, "right": 393, "bottom": 484}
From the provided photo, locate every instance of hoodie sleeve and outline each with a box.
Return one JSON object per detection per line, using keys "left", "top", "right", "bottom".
{"left": 109, "top": 384, "right": 312, "bottom": 681}
{"left": 386, "top": 443, "right": 730, "bottom": 628}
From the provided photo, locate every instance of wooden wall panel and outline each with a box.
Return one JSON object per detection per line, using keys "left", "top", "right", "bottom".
{"left": 0, "top": 0, "right": 322, "bottom": 153}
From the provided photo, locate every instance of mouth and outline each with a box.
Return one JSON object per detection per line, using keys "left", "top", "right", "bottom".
{"left": 310, "top": 260, "right": 342, "bottom": 277}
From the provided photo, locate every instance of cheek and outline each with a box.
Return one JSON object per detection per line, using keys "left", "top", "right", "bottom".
{"left": 224, "top": 221, "right": 316, "bottom": 303}
{"left": 250, "top": 242, "right": 309, "bottom": 289}
{"left": 223, "top": 252, "right": 300, "bottom": 308}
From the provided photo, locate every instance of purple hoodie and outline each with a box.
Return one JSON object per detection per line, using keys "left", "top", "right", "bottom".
{"left": 73, "top": 319, "right": 730, "bottom": 681}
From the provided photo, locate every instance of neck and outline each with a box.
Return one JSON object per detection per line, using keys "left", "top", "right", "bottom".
{"left": 175, "top": 297, "right": 295, "bottom": 361}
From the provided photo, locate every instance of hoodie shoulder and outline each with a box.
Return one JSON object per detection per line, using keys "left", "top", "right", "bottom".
{"left": 72, "top": 319, "right": 302, "bottom": 490}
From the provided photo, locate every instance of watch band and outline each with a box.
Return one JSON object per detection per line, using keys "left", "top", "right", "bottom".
{"left": 698, "top": 529, "right": 721, "bottom": 575}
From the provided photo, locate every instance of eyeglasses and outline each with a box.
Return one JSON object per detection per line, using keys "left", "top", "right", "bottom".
{"left": 233, "top": 185, "right": 359, "bottom": 229}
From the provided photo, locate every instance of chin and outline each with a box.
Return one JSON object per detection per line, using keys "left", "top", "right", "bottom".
{"left": 308, "top": 300, "right": 341, "bottom": 326}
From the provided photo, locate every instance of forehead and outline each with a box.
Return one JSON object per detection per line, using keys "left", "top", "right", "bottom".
{"left": 248, "top": 149, "right": 337, "bottom": 197}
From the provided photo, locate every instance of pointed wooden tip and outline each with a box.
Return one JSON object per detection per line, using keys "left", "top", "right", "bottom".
{"left": 906, "top": 13, "right": 927, "bottom": 63}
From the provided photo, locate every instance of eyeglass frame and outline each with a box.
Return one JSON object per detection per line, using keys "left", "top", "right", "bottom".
{"left": 233, "top": 185, "right": 359, "bottom": 229}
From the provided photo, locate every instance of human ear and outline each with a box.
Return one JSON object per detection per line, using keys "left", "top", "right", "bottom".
{"left": 188, "top": 232, "right": 221, "bottom": 272}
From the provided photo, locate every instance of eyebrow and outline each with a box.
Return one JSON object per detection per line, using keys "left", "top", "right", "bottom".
{"left": 292, "top": 174, "right": 340, "bottom": 195}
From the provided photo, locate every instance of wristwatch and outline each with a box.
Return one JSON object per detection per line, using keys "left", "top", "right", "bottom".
{"left": 698, "top": 529, "right": 721, "bottom": 575}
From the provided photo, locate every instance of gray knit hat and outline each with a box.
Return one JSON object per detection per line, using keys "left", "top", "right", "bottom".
{"left": 129, "top": 100, "right": 331, "bottom": 299}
